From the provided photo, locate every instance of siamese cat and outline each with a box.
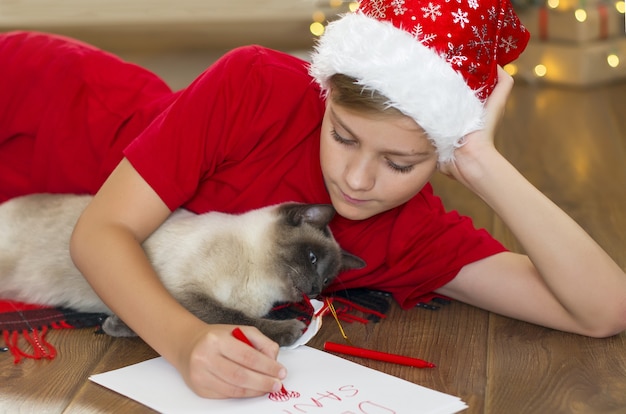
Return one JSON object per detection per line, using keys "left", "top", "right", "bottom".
{"left": 0, "top": 194, "right": 365, "bottom": 346}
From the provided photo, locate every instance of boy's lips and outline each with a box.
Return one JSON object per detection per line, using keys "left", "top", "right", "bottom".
{"left": 340, "top": 190, "right": 368, "bottom": 205}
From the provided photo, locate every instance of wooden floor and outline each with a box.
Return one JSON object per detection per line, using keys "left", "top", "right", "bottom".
{"left": 1, "top": 45, "right": 626, "bottom": 413}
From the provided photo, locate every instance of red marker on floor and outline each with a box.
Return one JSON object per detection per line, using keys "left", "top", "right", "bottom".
{"left": 324, "top": 341, "right": 436, "bottom": 368}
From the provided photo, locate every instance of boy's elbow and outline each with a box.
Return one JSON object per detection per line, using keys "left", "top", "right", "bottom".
{"left": 585, "top": 326, "right": 625, "bottom": 339}
{"left": 580, "top": 306, "right": 626, "bottom": 338}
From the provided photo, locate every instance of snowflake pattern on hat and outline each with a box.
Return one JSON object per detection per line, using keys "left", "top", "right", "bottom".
{"left": 359, "top": 0, "right": 528, "bottom": 99}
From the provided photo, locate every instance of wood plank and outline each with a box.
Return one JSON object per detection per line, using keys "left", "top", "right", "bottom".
{"left": 486, "top": 315, "right": 626, "bottom": 413}
{"left": 65, "top": 336, "right": 158, "bottom": 413}
{"left": 0, "top": 328, "right": 114, "bottom": 412}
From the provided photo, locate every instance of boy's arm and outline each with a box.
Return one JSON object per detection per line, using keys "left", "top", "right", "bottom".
{"left": 437, "top": 68, "right": 626, "bottom": 337}
{"left": 70, "top": 158, "right": 286, "bottom": 398}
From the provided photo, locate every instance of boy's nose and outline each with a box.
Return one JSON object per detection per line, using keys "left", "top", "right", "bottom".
{"left": 344, "top": 156, "right": 375, "bottom": 192}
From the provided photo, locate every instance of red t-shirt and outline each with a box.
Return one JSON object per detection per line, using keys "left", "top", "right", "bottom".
{"left": 0, "top": 31, "right": 177, "bottom": 198}
{"left": 0, "top": 31, "right": 507, "bottom": 308}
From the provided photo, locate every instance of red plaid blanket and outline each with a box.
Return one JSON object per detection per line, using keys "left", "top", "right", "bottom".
{"left": 0, "top": 300, "right": 107, "bottom": 363}
{"left": 1, "top": 290, "right": 391, "bottom": 364}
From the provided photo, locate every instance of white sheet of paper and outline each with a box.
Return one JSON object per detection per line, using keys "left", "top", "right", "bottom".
{"left": 90, "top": 346, "right": 467, "bottom": 414}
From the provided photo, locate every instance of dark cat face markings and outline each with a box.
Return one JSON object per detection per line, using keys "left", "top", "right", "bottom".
{"left": 274, "top": 204, "right": 366, "bottom": 300}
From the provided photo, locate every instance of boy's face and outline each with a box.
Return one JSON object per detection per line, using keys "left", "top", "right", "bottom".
{"left": 320, "top": 100, "right": 438, "bottom": 221}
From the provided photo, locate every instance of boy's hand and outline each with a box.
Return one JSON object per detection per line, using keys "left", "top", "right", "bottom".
{"left": 438, "top": 66, "right": 513, "bottom": 187}
{"left": 179, "top": 324, "right": 286, "bottom": 399}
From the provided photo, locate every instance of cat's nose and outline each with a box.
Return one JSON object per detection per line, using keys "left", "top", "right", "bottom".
{"left": 306, "top": 285, "right": 322, "bottom": 298}
{"left": 306, "top": 277, "right": 331, "bottom": 298}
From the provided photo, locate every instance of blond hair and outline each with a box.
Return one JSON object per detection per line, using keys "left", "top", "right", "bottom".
{"left": 327, "top": 74, "right": 404, "bottom": 118}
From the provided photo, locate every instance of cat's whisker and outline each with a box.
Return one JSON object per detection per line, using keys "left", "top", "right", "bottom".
{"left": 285, "top": 264, "right": 302, "bottom": 276}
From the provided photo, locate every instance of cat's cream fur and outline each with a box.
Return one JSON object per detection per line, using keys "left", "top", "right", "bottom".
{"left": 0, "top": 194, "right": 365, "bottom": 345}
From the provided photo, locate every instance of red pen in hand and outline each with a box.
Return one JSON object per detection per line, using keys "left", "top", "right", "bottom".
{"left": 231, "top": 327, "right": 288, "bottom": 394}
{"left": 324, "top": 341, "right": 436, "bottom": 368}
{"left": 231, "top": 327, "right": 255, "bottom": 347}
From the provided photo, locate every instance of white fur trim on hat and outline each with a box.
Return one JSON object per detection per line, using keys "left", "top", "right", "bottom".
{"left": 309, "top": 12, "right": 485, "bottom": 163}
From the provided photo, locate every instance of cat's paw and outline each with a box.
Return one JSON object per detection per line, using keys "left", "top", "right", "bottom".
{"left": 261, "top": 319, "right": 307, "bottom": 347}
{"left": 101, "top": 315, "right": 138, "bottom": 337}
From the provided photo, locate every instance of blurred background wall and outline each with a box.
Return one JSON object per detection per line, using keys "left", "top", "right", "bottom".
{"left": 0, "top": 0, "right": 321, "bottom": 52}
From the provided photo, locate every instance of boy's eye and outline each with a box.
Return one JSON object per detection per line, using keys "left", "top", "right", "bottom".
{"left": 386, "top": 159, "right": 415, "bottom": 174}
{"left": 332, "top": 128, "right": 415, "bottom": 174}
{"left": 331, "top": 129, "right": 354, "bottom": 146}
{"left": 330, "top": 129, "right": 414, "bottom": 174}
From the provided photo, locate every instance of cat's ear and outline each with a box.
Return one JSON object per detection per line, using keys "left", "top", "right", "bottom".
{"left": 281, "top": 204, "right": 336, "bottom": 229}
{"left": 341, "top": 250, "right": 366, "bottom": 271}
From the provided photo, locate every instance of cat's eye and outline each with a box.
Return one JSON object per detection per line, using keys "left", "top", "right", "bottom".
{"left": 309, "top": 251, "right": 318, "bottom": 266}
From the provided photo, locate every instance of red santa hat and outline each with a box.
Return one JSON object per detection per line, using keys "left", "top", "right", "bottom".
{"left": 309, "top": 0, "right": 530, "bottom": 162}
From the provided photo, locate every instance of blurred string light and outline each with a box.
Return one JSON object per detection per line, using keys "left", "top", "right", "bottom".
{"left": 607, "top": 53, "right": 620, "bottom": 67}
{"left": 533, "top": 64, "right": 548, "bottom": 77}
{"left": 545, "top": 0, "right": 624, "bottom": 14}
{"left": 574, "top": 8, "right": 587, "bottom": 21}
{"left": 310, "top": 1, "right": 359, "bottom": 36}
{"left": 521, "top": 0, "right": 626, "bottom": 80}
{"left": 503, "top": 63, "right": 519, "bottom": 76}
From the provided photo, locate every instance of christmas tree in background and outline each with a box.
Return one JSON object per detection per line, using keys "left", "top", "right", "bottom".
{"left": 311, "top": 0, "right": 626, "bottom": 87}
